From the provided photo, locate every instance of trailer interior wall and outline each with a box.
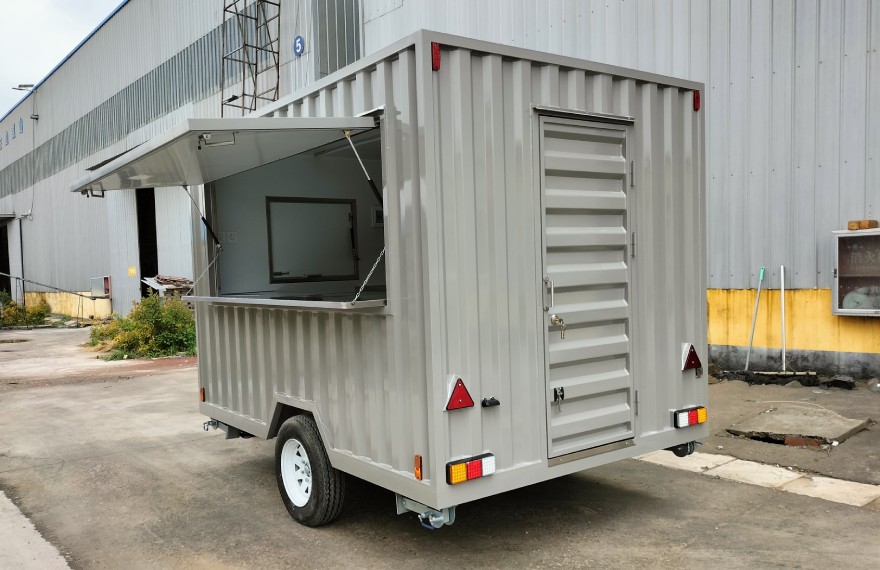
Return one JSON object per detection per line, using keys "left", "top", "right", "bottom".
{"left": 192, "top": 32, "right": 705, "bottom": 510}
{"left": 212, "top": 151, "right": 384, "bottom": 296}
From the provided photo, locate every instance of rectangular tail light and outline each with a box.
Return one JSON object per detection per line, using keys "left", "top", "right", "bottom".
{"left": 674, "top": 406, "right": 707, "bottom": 428}
{"left": 446, "top": 453, "right": 495, "bottom": 485}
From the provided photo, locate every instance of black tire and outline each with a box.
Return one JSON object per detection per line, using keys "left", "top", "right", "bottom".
{"left": 274, "top": 415, "right": 345, "bottom": 527}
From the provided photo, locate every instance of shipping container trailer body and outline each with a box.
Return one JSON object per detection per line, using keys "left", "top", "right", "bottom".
{"left": 72, "top": 31, "right": 707, "bottom": 528}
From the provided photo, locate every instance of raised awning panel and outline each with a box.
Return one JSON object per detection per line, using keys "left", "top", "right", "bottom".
{"left": 70, "top": 117, "right": 377, "bottom": 194}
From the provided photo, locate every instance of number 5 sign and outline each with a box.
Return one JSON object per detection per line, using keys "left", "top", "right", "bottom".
{"left": 293, "top": 35, "right": 305, "bottom": 57}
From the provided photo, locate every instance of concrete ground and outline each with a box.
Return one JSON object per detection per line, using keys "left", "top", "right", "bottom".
{"left": 702, "top": 379, "right": 880, "bottom": 485}
{"left": 1, "top": 328, "right": 879, "bottom": 568}
{"left": 0, "top": 327, "right": 196, "bottom": 392}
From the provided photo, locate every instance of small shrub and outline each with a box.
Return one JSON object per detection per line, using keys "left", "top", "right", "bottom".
{"left": 90, "top": 294, "right": 196, "bottom": 359}
{"left": 0, "top": 298, "right": 51, "bottom": 328}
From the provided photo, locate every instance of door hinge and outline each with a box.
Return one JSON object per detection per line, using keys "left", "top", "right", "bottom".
{"left": 630, "top": 231, "right": 636, "bottom": 258}
{"left": 630, "top": 160, "right": 635, "bottom": 187}
{"left": 634, "top": 389, "right": 640, "bottom": 415}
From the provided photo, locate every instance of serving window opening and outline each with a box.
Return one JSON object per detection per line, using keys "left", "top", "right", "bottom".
{"left": 210, "top": 127, "right": 386, "bottom": 307}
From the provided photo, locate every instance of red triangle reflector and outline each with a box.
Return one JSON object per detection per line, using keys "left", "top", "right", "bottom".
{"left": 682, "top": 344, "right": 702, "bottom": 371}
{"left": 446, "top": 378, "right": 474, "bottom": 411}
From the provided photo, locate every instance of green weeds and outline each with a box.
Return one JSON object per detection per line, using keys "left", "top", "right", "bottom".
{"left": 90, "top": 294, "right": 195, "bottom": 359}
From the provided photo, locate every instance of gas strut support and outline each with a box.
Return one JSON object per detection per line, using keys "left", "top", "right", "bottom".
{"left": 343, "top": 129, "right": 383, "bottom": 204}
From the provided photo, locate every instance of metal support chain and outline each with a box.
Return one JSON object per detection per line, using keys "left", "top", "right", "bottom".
{"left": 352, "top": 248, "right": 385, "bottom": 304}
{"left": 343, "top": 127, "right": 385, "bottom": 304}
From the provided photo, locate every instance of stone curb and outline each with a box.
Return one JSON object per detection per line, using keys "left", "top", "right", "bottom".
{"left": 0, "top": 491, "right": 70, "bottom": 569}
{"left": 636, "top": 451, "right": 880, "bottom": 508}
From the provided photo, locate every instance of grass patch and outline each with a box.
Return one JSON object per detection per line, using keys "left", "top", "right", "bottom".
{"left": 90, "top": 294, "right": 195, "bottom": 359}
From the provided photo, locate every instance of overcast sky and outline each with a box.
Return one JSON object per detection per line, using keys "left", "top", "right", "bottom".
{"left": 0, "top": 0, "right": 123, "bottom": 116}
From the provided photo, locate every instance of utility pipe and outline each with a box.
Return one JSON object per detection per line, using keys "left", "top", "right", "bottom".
{"left": 780, "top": 265, "right": 786, "bottom": 372}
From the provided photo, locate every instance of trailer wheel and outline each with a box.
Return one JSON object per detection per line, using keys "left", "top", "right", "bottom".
{"left": 275, "top": 415, "right": 345, "bottom": 527}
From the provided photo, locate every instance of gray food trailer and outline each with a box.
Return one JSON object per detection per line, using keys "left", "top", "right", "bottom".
{"left": 72, "top": 31, "right": 708, "bottom": 528}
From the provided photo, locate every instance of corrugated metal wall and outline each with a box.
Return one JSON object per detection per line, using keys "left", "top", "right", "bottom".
{"left": 198, "top": 46, "right": 430, "bottom": 486}
{"left": 0, "top": 0, "right": 295, "bottom": 309}
{"left": 362, "top": 0, "right": 880, "bottom": 290}
{"left": 236, "top": 35, "right": 704, "bottom": 502}
{"left": 286, "top": 0, "right": 363, "bottom": 91}
{"left": 426, "top": 43, "right": 704, "bottom": 503}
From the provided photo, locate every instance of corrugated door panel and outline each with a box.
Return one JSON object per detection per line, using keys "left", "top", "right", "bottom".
{"left": 541, "top": 117, "right": 634, "bottom": 459}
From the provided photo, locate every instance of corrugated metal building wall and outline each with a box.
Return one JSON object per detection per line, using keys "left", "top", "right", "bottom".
{"left": 0, "top": 0, "right": 222, "bottom": 313}
{"left": 0, "top": 0, "right": 876, "bottom": 372}
{"left": 1, "top": 0, "right": 301, "bottom": 313}
{"left": 361, "top": 0, "right": 879, "bottom": 290}
{"left": 0, "top": 0, "right": 361, "bottom": 313}
{"left": 353, "top": 0, "right": 880, "bottom": 374}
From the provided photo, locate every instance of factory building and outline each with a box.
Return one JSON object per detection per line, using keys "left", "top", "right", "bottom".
{"left": 1, "top": 0, "right": 878, "bottom": 375}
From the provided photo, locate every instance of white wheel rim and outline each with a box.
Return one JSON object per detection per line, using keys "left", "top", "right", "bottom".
{"left": 281, "top": 438, "right": 312, "bottom": 507}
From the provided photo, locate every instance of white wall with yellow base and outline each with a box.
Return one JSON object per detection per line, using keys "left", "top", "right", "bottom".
{"left": 25, "top": 292, "right": 113, "bottom": 320}
{"left": 708, "top": 289, "right": 880, "bottom": 377}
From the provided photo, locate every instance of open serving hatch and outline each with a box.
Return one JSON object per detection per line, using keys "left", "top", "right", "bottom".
{"left": 71, "top": 116, "right": 387, "bottom": 311}
{"left": 70, "top": 117, "right": 378, "bottom": 195}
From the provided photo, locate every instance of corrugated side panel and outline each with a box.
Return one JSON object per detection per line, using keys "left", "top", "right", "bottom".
{"left": 154, "top": 186, "right": 194, "bottom": 279}
{"left": 198, "top": 48, "right": 431, "bottom": 488}
{"left": 360, "top": 0, "right": 879, "bottom": 290}
{"left": 629, "top": 79, "right": 707, "bottom": 446}
{"left": 429, "top": 46, "right": 705, "bottom": 500}
{"left": 197, "top": 307, "right": 392, "bottom": 454}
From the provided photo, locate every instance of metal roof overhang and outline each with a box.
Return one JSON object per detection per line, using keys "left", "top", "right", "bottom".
{"left": 70, "top": 117, "right": 377, "bottom": 194}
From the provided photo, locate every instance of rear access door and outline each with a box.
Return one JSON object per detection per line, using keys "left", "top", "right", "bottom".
{"left": 539, "top": 115, "right": 635, "bottom": 461}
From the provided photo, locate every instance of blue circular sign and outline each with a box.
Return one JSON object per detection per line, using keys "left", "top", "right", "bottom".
{"left": 293, "top": 35, "right": 305, "bottom": 57}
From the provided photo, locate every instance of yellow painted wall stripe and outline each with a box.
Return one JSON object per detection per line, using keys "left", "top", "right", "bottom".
{"left": 25, "top": 291, "right": 113, "bottom": 319}
{"left": 708, "top": 289, "right": 880, "bottom": 354}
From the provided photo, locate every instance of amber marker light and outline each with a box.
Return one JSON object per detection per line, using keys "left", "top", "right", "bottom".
{"left": 414, "top": 455, "right": 423, "bottom": 481}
